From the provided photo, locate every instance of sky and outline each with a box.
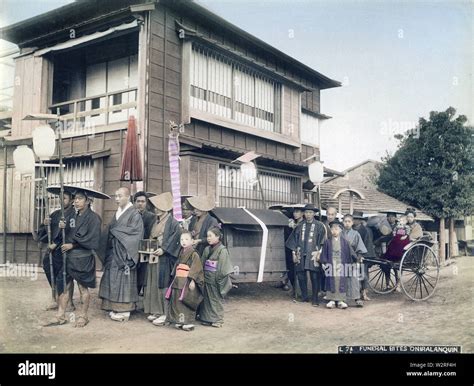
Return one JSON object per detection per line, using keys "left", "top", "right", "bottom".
{"left": 1, "top": 0, "right": 472, "bottom": 171}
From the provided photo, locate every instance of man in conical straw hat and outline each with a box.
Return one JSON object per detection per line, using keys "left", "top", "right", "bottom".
{"left": 186, "top": 195, "right": 219, "bottom": 256}
{"left": 44, "top": 186, "right": 108, "bottom": 327}
{"left": 144, "top": 192, "right": 182, "bottom": 326}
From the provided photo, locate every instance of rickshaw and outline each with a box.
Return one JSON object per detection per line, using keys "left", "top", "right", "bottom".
{"left": 364, "top": 231, "right": 440, "bottom": 301}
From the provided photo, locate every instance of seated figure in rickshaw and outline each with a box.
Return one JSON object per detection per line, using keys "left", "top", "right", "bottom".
{"left": 384, "top": 208, "right": 423, "bottom": 261}
{"left": 382, "top": 208, "right": 424, "bottom": 291}
{"left": 369, "top": 210, "right": 398, "bottom": 255}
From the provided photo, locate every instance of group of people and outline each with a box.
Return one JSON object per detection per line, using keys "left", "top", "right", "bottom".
{"left": 40, "top": 187, "right": 233, "bottom": 331}
{"left": 38, "top": 183, "right": 423, "bottom": 328}
{"left": 281, "top": 204, "right": 423, "bottom": 309}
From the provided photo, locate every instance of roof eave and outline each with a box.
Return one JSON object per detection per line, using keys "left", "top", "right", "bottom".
{"left": 1, "top": 0, "right": 341, "bottom": 88}
{"left": 166, "top": 0, "right": 341, "bottom": 89}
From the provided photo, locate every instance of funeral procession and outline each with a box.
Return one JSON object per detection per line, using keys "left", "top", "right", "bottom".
{"left": 0, "top": 0, "right": 472, "bottom": 356}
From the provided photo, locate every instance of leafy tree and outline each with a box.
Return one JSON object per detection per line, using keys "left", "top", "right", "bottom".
{"left": 377, "top": 107, "right": 474, "bottom": 260}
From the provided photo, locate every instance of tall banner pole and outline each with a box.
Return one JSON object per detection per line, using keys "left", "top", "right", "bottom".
{"left": 168, "top": 122, "right": 182, "bottom": 222}
{"left": 40, "top": 160, "right": 56, "bottom": 301}
{"left": 56, "top": 109, "right": 67, "bottom": 295}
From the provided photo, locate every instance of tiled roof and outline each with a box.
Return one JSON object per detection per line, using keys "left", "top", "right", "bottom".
{"left": 320, "top": 183, "right": 433, "bottom": 221}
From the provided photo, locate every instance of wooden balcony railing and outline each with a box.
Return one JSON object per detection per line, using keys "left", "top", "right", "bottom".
{"left": 49, "top": 87, "right": 138, "bottom": 135}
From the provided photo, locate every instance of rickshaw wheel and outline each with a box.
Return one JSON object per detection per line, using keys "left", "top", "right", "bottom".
{"left": 367, "top": 261, "right": 397, "bottom": 294}
{"left": 399, "top": 243, "right": 439, "bottom": 301}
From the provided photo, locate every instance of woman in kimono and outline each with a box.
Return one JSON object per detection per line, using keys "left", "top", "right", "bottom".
{"left": 144, "top": 192, "right": 181, "bottom": 326}
{"left": 167, "top": 231, "right": 204, "bottom": 331}
{"left": 319, "top": 220, "right": 353, "bottom": 309}
{"left": 199, "top": 227, "right": 234, "bottom": 328}
{"left": 187, "top": 195, "right": 219, "bottom": 256}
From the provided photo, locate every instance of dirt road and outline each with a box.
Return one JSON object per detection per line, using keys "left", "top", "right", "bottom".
{"left": 0, "top": 256, "right": 472, "bottom": 353}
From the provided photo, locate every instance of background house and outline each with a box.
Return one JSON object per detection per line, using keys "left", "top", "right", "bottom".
{"left": 320, "top": 158, "right": 433, "bottom": 221}
{"left": 322, "top": 159, "right": 381, "bottom": 189}
{"left": 0, "top": 0, "right": 340, "bottom": 264}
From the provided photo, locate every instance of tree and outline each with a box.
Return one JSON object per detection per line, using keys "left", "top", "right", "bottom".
{"left": 377, "top": 107, "right": 474, "bottom": 261}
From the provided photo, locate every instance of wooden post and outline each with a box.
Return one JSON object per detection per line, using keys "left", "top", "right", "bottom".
{"left": 449, "top": 217, "right": 459, "bottom": 258}
{"left": 318, "top": 184, "right": 322, "bottom": 221}
{"left": 2, "top": 142, "right": 7, "bottom": 264}
{"left": 253, "top": 160, "right": 267, "bottom": 209}
{"left": 349, "top": 192, "right": 354, "bottom": 214}
{"left": 439, "top": 217, "right": 446, "bottom": 262}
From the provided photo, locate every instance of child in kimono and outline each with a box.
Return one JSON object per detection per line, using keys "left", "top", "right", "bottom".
{"left": 393, "top": 215, "right": 411, "bottom": 240}
{"left": 166, "top": 231, "right": 204, "bottom": 331}
{"left": 199, "top": 227, "right": 234, "bottom": 328}
{"left": 319, "top": 220, "right": 353, "bottom": 309}
{"left": 385, "top": 215, "right": 412, "bottom": 262}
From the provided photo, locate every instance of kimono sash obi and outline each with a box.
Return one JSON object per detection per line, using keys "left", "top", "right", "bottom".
{"left": 176, "top": 263, "right": 190, "bottom": 278}
{"left": 204, "top": 259, "right": 218, "bottom": 272}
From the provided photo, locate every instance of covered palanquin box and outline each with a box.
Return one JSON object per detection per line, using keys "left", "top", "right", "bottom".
{"left": 210, "top": 208, "right": 289, "bottom": 283}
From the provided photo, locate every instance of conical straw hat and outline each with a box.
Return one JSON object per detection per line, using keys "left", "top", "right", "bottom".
{"left": 187, "top": 195, "right": 215, "bottom": 212}
{"left": 149, "top": 192, "right": 173, "bottom": 212}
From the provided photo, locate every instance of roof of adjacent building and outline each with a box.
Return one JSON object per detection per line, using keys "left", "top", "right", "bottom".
{"left": 319, "top": 184, "right": 433, "bottom": 221}
{"left": 322, "top": 159, "right": 382, "bottom": 184}
{"left": 211, "top": 207, "right": 289, "bottom": 227}
{"left": 0, "top": 0, "right": 340, "bottom": 89}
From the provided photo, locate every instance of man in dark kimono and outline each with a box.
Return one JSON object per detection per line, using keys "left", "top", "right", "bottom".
{"left": 38, "top": 191, "right": 76, "bottom": 311}
{"left": 181, "top": 198, "right": 194, "bottom": 231}
{"left": 278, "top": 206, "right": 303, "bottom": 292}
{"left": 321, "top": 206, "right": 337, "bottom": 294}
{"left": 187, "top": 195, "right": 218, "bottom": 256}
{"left": 144, "top": 192, "right": 181, "bottom": 326}
{"left": 342, "top": 214, "right": 367, "bottom": 307}
{"left": 45, "top": 189, "right": 103, "bottom": 327}
{"left": 133, "top": 191, "right": 156, "bottom": 295}
{"left": 99, "top": 187, "right": 144, "bottom": 322}
{"left": 353, "top": 211, "right": 375, "bottom": 301}
{"left": 322, "top": 207, "right": 338, "bottom": 239}
{"left": 285, "top": 204, "right": 327, "bottom": 306}
{"left": 320, "top": 220, "right": 353, "bottom": 309}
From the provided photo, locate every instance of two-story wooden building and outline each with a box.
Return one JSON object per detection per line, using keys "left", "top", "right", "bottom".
{"left": 0, "top": 0, "right": 340, "bottom": 264}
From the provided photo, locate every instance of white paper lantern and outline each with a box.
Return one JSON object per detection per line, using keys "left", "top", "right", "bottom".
{"left": 241, "top": 162, "right": 257, "bottom": 183}
{"left": 308, "top": 160, "right": 324, "bottom": 184}
{"left": 32, "top": 125, "right": 56, "bottom": 160}
{"left": 13, "top": 145, "right": 35, "bottom": 175}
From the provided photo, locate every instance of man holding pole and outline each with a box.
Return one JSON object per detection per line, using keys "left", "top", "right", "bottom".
{"left": 43, "top": 186, "right": 106, "bottom": 327}
{"left": 38, "top": 191, "right": 75, "bottom": 311}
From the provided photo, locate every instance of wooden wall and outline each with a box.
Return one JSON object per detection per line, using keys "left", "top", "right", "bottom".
{"left": 146, "top": 3, "right": 324, "bottom": 195}
{"left": 146, "top": 6, "right": 182, "bottom": 195}
{"left": 174, "top": 3, "right": 323, "bottom": 115}
{"left": 0, "top": 233, "right": 41, "bottom": 265}
{"left": 179, "top": 155, "right": 217, "bottom": 198}
{"left": 31, "top": 130, "right": 126, "bottom": 228}
{"left": 282, "top": 85, "right": 301, "bottom": 142}
{"left": 11, "top": 54, "right": 52, "bottom": 137}
{"left": 184, "top": 120, "right": 318, "bottom": 164}
{"left": 301, "top": 88, "right": 321, "bottom": 114}
{"left": 0, "top": 167, "right": 35, "bottom": 233}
